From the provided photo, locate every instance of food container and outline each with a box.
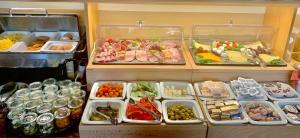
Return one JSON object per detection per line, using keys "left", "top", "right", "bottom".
{"left": 21, "top": 112, "right": 38, "bottom": 136}
{"left": 43, "top": 84, "right": 59, "bottom": 93}
{"left": 36, "top": 113, "right": 54, "bottom": 134}
{"left": 160, "top": 81, "right": 195, "bottom": 100}
{"left": 93, "top": 25, "right": 185, "bottom": 65}
{"left": 240, "top": 101, "right": 287, "bottom": 125}
{"left": 30, "top": 90, "right": 43, "bottom": 101}
{"left": 194, "top": 81, "right": 236, "bottom": 101}
{"left": 8, "top": 100, "right": 23, "bottom": 111}
{"left": 122, "top": 99, "right": 162, "bottom": 124}
{"left": 54, "top": 107, "right": 71, "bottom": 129}
{"left": 202, "top": 100, "right": 248, "bottom": 125}
{"left": 230, "top": 77, "right": 268, "bottom": 101}
{"left": 42, "top": 92, "right": 56, "bottom": 103}
{"left": 15, "top": 88, "right": 30, "bottom": 102}
{"left": 7, "top": 109, "right": 25, "bottom": 129}
{"left": 71, "top": 89, "right": 86, "bottom": 101}
{"left": 57, "top": 32, "right": 80, "bottom": 41}
{"left": 24, "top": 100, "right": 42, "bottom": 112}
{"left": 261, "top": 82, "right": 300, "bottom": 101}
{"left": 127, "top": 81, "right": 161, "bottom": 101}
{"left": 274, "top": 101, "right": 300, "bottom": 125}
{"left": 57, "top": 88, "right": 71, "bottom": 99}
{"left": 0, "top": 31, "right": 31, "bottom": 52}
{"left": 29, "top": 82, "right": 43, "bottom": 91}
{"left": 41, "top": 41, "right": 79, "bottom": 53}
{"left": 162, "top": 100, "right": 204, "bottom": 124}
{"left": 68, "top": 82, "right": 82, "bottom": 91}
{"left": 68, "top": 99, "right": 83, "bottom": 120}
{"left": 36, "top": 103, "right": 53, "bottom": 114}
{"left": 57, "top": 80, "right": 72, "bottom": 89}
{"left": 43, "top": 78, "right": 57, "bottom": 86}
{"left": 53, "top": 98, "right": 68, "bottom": 111}
{"left": 90, "top": 81, "right": 126, "bottom": 100}
{"left": 81, "top": 100, "right": 124, "bottom": 125}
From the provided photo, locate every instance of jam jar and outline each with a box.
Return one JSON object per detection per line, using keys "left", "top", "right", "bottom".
{"left": 68, "top": 99, "right": 83, "bottom": 119}
{"left": 24, "top": 100, "right": 41, "bottom": 113}
{"left": 7, "top": 108, "right": 25, "bottom": 129}
{"left": 21, "top": 112, "right": 38, "bottom": 136}
{"left": 36, "top": 103, "right": 53, "bottom": 114}
{"left": 54, "top": 107, "right": 70, "bottom": 129}
{"left": 42, "top": 92, "right": 56, "bottom": 103}
{"left": 29, "top": 82, "right": 42, "bottom": 91}
{"left": 68, "top": 82, "right": 82, "bottom": 92}
{"left": 53, "top": 98, "right": 68, "bottom": 111}
{"left": 36, "top": 113, "right": 54, "bottom": 134}
{"left": 15, "top": 88, "right": 30, "bottom": 102}
{"left": 43, "top": 78, "right": 57, "bottom": 86}
{"left": 30, "top": 90, "right": 43, "bottom": 101}
{"left": 71, "top": 90, "right": 86, "bottom": 102}
{"left": 58, "top": 80, "right": 72, "bottom": 89}
{"left": 8, "top": 100, "right": 23, "bottom": 111}
{"left": 43, "top": 84, "right": 59, "bottom": 93}
{"left": 57, "top": 88, "right": 71, "bottom": 99}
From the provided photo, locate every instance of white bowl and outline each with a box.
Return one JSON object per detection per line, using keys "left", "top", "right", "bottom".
{"left": 160, "top": 81, "right": 195, "bottom": 100}
{"left": 89, "top": 81, "right": 126, "bottom": 100}
{"left": 127, "top": 81, "right": 161, "bottom": 101}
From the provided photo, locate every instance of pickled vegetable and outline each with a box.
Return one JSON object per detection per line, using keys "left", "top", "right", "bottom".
{"left": 167, "top": 105, "right": 196, "bottom": 120}
{"left": 54, "top": 107, "right": 70, "bottom": 129}
{"left": 96, "top": 83, "right": 123, "bottom": 98}
{"left": 126, "top": 97, "right": 161, "bottom": 120}
{"left": 68, "top": 99, "right": 83, "bottom": 120}
{"left": 37, "top": 113, "right": 54, "bottom": 134}
{"left": 21, "top": 112, "right": 38, "bottom": 136}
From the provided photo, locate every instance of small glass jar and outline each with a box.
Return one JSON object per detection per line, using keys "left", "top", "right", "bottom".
{"left": 18, "top": 82, "right": 29, "bottom": 89}
{"left": 53, "top": 98, "right": 68, "bottom": 111}
{"left": 68, "top": 82, "right": 82, "bottom": 91}
{"left": 71, "top": 90, "right": 86, "bottom": 102}
{"left": 8, "top": 100, "right": 23, "bottom": 111}
{"left": 68, "top": 99, "right": 83, "bottom": 120}
{"left": 30, "top": 90, "right": 43, "bottom": 101}
{"left": 36, "top": 113, "right": 54, "bottom": 134}
{"left": 29, "top": 82, "right": 42, "bottom": 91}
{"left": 57, "top": 88, "right": 71, "bottom": 99}
{"left": 7, "top": 109, "right": 25, "bottom": 129}
{"left": 43, "top": 78, "right": 57, "bottom": 87}
{"left": 15, "top": 88, "right": 30, "bottom": 102}
{"left": 43, "top": 84, "right": 59, "bottom": 93}
{"left": 36, "top": 103, "right": 52, "bottom": 114}
{"left": 54, "top": 107, "right": 70, "bottom": 129}
{"left": 24, "top": 100, "right": 41, "bottom": 113}
{"left": 42, "top": 92, "right": 56, "bottom": 103}
{"left": 21, "top": 112, "right": 38, "bottom": 136}
{"left": 58, "top": 80, "right": 72, "bottom": 89}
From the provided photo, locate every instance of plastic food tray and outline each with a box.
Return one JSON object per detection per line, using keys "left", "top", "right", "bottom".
{"left": 274, "top": 101, "right": 300, "bottom": 125}
{"left": 122, "top": 99, "right": 162, "bottom": 124}
{"left": 40, "top": 41, "right": 78, "bottom": 53}
{"left": 0, "top": 31, "right": 31, "bottom": 52}
{"left": 81, "top": 100, "right": 124, "bottom": 124}
{"left": 239, "top": 101, "right": 287, "bottom": 125}
{"left": 261, "top": 83, "right": 300, "bottom": 101}
{"left": 194, "top": 82, "right": 236, "bottom": 101}
{"left": 232, "top": 87, "right": 268, "bottom": 101}
{"left": 89, "top": 81, "right": 127, "bottom": 100}
{"left": 160, "top": 81, "right": 195, "bottom": 100}
{"left": 162, "top": 100, "right": 204, "bottom": 124}
{"left": 127, "top": 81, "right": 161, "bottom": 101}
{"left": 202, "top": 100, "right": 248, "bottom": 125}
{"left": 57, "top": 32, "right": 80, "bottom": 42}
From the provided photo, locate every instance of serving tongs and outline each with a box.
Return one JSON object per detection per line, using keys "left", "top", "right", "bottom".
{"left": 129, "top": 98, "right": 161, "bottom": 121}
{"left": 95, "top": 103, "right": 118, "bottom": 125}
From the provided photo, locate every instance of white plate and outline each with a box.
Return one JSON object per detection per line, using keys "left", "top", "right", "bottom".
{"left": 89, "top": 81, "right": 126, "bottom": 100}
{"left": 274, "top": 101, "right": 300, "bottom": 125}
{"left": 261, "top": 83, "right": 300, "bottom": 101}
{"left": 40, "top": 41, "right": 78, "bottom": 53}
{"left": 202, "top": 100, "right": 249, "bottom": 125}
{"left": 160, "top": 81, "right": 195, "bottom": 100}
{"left": 81, "top": 99, "right": 124, "bottom": 124}
{"left": 239, "top": 101, "right": 287, "bottom": 125}
{"left": 194, "top": 81, "right": 236, "bottom": 101}
{"left": 127, "top": 81, "right": 161, "bottom": 100}
{"left": 57, "top": 32, "right": 80, "bottom": 41}
{"left": 122, "top": 99, "right": 162, "bottom": 124}
{"left": 162, "top": 100, "right": 204, "bottom": 124}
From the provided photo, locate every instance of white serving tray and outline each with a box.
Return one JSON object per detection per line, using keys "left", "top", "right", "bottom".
{"left": 89, "top": 81, "right": 126, "bottom": 100}
{"left": 40, "top": 41, "right": 78, "bottom": 53}
{"left": 57, "top": 32, "right": 80, "bottom": 41}
{"left": 194, "top": 81, "right": 236, "bottom": 101}
{"left": 122, "top": 99, "right": 162, "bottom": 124}
{"left": 233, "top": 87, "right": 268, "bottom": 101}
{"left": 261, "top": 83, "right": 300, "bottom": 101}
{"left": 81, "top": 99, "right": 124, "bottom": 124}
{"left": 274, "top": 101, "right": 300, "bottom": 125}
{"left": 162, "top": 100, "right": 204, "bottom": 124}
{"left": 202, "top": 100, "right": 248, "bottom": 125}
{"left": 127, "top": 81, "right": 161, "bottom": 101}
{"left": 239, "top": 101, "right": 287, "bottom": 125}
{"left": 0, "top": 31, "right": 31, "bottom": 52}
{"left": 160, "top": 81, "right": 195, "bottom": 100}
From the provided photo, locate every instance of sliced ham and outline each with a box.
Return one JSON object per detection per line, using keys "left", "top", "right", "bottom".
{"left": 125, "top": 50, "right": 135, "bottom": 62}
{"left": 136, "top": 50, "right": 148, "bottom": 62}
{"left": 163, "top": 40, "right": 177, "bottom": 48}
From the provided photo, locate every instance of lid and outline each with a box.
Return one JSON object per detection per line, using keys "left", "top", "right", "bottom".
{"left": 37, "top": 103, "right": 52, "bottom": 114}
{"left": 68, "top": 82, "right": 81, "bottom": 89}
{"left": 54, "top": 107, "right": 70, "bottom": 119}
{"left": 21, "top": 112, "right": 38, "bottom": 124}
{"left": 58, "top": 80, "right": 72, "bottom": 89}
{"left": 43, "top": 78, "right": 57, "bottom": 86}
{"left": 72, "top": 90, "right": 86, "bottom": 98}
{"left": 15, "top": 88, "right": 30, "bottom": 97}
{"left": 68, "top": 99, "right": 83, "bottom": 109}
{"left": 44, "top": 84, "right": 58, "bottom": 92}
{"left": 29, "top": 81, "right": 42, "bottom": 90}
{"left": 30, "top": 90, "right": 43, "bottom": 99}
{"left": 37, "top": 113, "right": 54, "bottom": 125}
{"left": 25, "top": 100, "right": 39, "bottom": 109}
{"left": 53, "top": 98, "right": 68, "bottom": 108}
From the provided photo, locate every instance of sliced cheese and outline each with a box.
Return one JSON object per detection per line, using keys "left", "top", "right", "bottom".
{"left": 259, "top": 54, "right": 280, "bottom": 63}
{"left": 193, "top": 40, "right": 210, "bottom": 51}
{"left": 226, "top": 51, "right": 248, "bottom": 63}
